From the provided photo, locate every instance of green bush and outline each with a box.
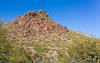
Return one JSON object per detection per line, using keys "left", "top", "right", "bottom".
{"left": 9, "top": 44, "right": 31, "bottom": 63}
{"left": 0, "top": 29, "right": 11, "bottom": 63}
{"left": 67, "top": 38, "right": 100, "bottom": 63}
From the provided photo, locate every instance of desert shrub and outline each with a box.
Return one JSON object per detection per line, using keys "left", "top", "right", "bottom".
{"left": 9, "top": 43, "right": 43, "bottom": 63}
{"left": 9, "top": 44, "right": 33, "bottom": 63}
{"left": 0, "top": 29, "right": 11, "bottom": 63}
{"left": 0, "top": 28, "right": 32, "bottom": 63}
{"left": 66, "top": 38, "right": 100, "bottom": 63}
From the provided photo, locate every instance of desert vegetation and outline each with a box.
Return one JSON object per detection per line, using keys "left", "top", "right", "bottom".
{"left": 0, "top": 28, "right": 100, "bottom": 63}
{"left": 0, "top": 11, "right": 100, "bottom": 63}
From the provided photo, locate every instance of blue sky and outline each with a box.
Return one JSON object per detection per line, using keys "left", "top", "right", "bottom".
{"left": 0, "top": 0, "right": 100, "bottom": 37}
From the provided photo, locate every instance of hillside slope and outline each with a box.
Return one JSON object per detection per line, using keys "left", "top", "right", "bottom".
{"left": 0, "top": 10, "right": 100, "bottom": 63}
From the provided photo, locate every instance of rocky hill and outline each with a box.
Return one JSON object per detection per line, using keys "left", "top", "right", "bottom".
{"left": 0, "top": 10, "right": 100, "bottom": 63}
{"left": 8, "top": 11, "right": 68, "bottom": 37}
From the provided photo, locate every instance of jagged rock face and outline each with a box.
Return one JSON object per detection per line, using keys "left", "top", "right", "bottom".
{"left": 11, "top": 11, "right": 68, "bottom": 36}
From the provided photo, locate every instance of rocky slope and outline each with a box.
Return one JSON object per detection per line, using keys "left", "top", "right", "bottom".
{"left": 5, "top": 10, "right": 76, "bottom": 63}
{"left": 8, "top": 11, "right": 68, "bottom": 37}
{"left": 2, "top": 10, "right": 99, "bottom": 63}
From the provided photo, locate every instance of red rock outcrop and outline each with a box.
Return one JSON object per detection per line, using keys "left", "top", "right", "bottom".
{"left": 11, "top": 10, "right": 68, "bottom": 36}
